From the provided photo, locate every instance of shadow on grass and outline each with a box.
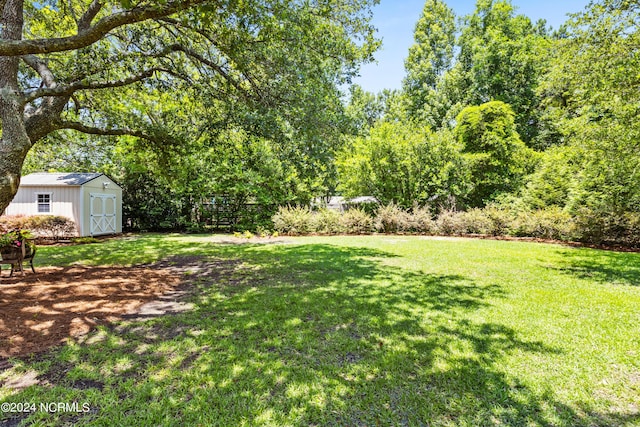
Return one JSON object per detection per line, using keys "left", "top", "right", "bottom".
{"left": 552, "top": 248, "right": 640, "bottom": 286}
{"left": 34, "top": 233, "right": 214, "bottom": 267}
{"left": 2, "top": 241, "right": 638, "bottom": 426}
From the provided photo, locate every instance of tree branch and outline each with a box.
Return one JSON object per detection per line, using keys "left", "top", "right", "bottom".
{"left": 158, "top": 17, "right": 217, "bottom": 44}
{"left": 167, "top": 43, "right": 265, "bottom": 102}
{"left": 158, "top": 17, "right": 294, "bottom": 46}
{"left": 70, "top": 94, "right": 81, "bottom": 115}
{"left": 54, "top": 120, "right": 164, "bottom": 143}
{"left": 21, "top": 54, "right": 57, "bottom": 89}
{"left": 0, "top": 0, "right": 210, "bottom": 56}
{"left": 77, "top": 0, "right": 104, "bottom": 32}
{"left": 23, "top": 68, "right": 164, "bottom": 103}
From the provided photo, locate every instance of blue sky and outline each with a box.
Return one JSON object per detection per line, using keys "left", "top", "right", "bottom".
{"left": 354, "top": 0, "right": 591, "bottom": 93}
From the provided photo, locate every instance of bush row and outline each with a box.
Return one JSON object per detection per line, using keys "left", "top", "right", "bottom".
{"left": 0, "top": 215, "right": 77, "bottom": 240}
{"left": 272, "top": 204, "right": 640, "bottom": 247}
{"left": 272, "top": 206, "right": 373, "bottom": 235}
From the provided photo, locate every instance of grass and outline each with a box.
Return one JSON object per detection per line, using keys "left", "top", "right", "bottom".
{"left": 1, "top": 233, "right": 639, "bottom": 426}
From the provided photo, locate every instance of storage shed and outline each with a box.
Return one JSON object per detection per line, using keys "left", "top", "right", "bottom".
{"left": 4, "top": 172, "right": 122, "bottom": 237}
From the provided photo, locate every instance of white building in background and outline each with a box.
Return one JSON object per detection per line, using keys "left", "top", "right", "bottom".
{"left": 312, "top": 196, "right": 379, "bottom": 211}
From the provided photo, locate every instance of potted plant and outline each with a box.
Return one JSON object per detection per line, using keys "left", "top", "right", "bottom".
{"left": 0, "top": 230, "right": 22, "bottom": 259}
{"left": 0, "top": 229, "right": 35, "bottom": 260}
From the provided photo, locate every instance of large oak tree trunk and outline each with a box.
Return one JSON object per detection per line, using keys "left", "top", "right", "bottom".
{"left": 0, "top": 0, "right": 30, "bottom": 213}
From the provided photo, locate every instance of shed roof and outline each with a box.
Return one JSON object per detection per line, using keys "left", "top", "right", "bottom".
{"left": 20, "top": 172, "right": 104, "bottom": 186}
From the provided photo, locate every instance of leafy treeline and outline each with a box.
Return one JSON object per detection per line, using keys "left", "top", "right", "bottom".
{"left": 19, "top": 0, "right": 640, "bottom": 245}
{"left": 338, "top": 0, "right": 640, "bottom": 245}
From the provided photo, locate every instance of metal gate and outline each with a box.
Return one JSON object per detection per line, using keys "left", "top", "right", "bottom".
{"left": 90, "top": 193, "right": 117, "bottom": 236}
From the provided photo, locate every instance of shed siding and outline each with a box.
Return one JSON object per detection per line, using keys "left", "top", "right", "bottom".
{"left": 4, "top": 185, "right": 81, "bottom": 235}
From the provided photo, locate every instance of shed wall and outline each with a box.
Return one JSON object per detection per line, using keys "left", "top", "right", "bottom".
{"left": 4, "top": 185, "right": 81, "bottom": 235}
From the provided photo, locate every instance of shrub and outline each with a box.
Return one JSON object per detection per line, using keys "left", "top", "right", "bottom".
{"left": 340, "top": 208, "right": 373, "bottom": 234}
{"left": 374, "top": 203, "right": 412, "bottom": 233}
{"left": 0, "top": 214, "right": 29, "bottom": 233}
{"left": 313, "top": 209, "right": 343, "bottom": 235}
{"left": 571, "top": 208, "right": 612, "bottom": 245}
{"left": 457, "top": 208, "right": 492, "bottom": 234}
{"left": 272, "top": 206, "right": 314, "bottom": 235}
{"left": 408, "top": 204, "right": 436, "bottom": 234}
{"left": 0, "top": 215, "right": 77, "bottom": 239}
{"left": 269, "top": 202, "right": 640, "bottom": 246}
{"left": 30, "top": 216, "right": 77, "bottom": 240}
{"left": 572, "top": 209, "right": 640, "bottom": 247}
{"left": 434, "top": 210, "right": 466, "bottom": 235}
{"left": 256, "top": 226, "right": 273, "bottom": 238}
{"left": 512, "top": 207, "right": 575, "bottom": 240}
{"left": 482, "top": 205, "right": 515, "bottom": 236}
{"left": 623, "top": 212, "right": 640, "bottom": 247}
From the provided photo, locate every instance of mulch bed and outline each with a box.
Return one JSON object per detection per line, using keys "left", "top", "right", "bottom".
{"left": 0, "top": 265, "right": 181, "bottom": 359}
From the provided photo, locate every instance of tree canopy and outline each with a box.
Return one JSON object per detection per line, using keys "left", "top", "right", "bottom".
{"left": 0, "top": 0, "right": 379, "bottom": 212}
{"left": 403, "top": 0, "right": 455, "bottom": 125}
{"left": 337, "top": 120, "right": 467, "bottom": 208}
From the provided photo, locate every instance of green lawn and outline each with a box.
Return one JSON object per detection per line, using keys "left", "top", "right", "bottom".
{"left": 1, "top": 234, "right": 639, "bottom": 426}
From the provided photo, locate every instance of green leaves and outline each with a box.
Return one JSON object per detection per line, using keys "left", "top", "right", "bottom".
{"left": 401, "top": 0, "right": 552, "bottom": 145}
{"left": 456, "top": 1, "right": 551, "bottom": 146}
{"left": 455, "top": 101, "right": 532, "bottom": 207}
{"left": 534, "top": 0, "right": 640, "bottom": 215}
{"left": 1, "top": 0, "right": 380, "bottom": 214}
{"left": 337, "top": 121, "right": 467, "bottom": 208}
{"left": 403, "top": 0, "right": 456, "bottom": 122}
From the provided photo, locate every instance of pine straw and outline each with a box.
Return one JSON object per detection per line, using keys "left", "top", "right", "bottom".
{"left": 0, "top": 265, "right": 180, "bottom": 358}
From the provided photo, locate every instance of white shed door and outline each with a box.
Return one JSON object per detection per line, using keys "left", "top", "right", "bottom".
{"left": 90, "top": 193, "right": 117, "bottom": 236}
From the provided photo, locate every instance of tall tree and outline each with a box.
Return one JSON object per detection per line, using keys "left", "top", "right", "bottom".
{"left": 455, "top": 0, "right": 551, "bottom": 145}
{"left": 403, "top": 0, "right": 456, "bottom": 127}
{"left": 0, "top": 0, "right": 379, "bottom": 213}
{"left": 535, "top": 0, "right": 640, "bottom": 215}
{"left": 454, "top": 101, "right": 533, "bottom": 207}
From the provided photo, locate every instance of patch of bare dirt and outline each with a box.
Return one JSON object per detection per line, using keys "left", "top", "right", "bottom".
{"left": 0, "top": 264, "right": 182, "bottom": 359}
